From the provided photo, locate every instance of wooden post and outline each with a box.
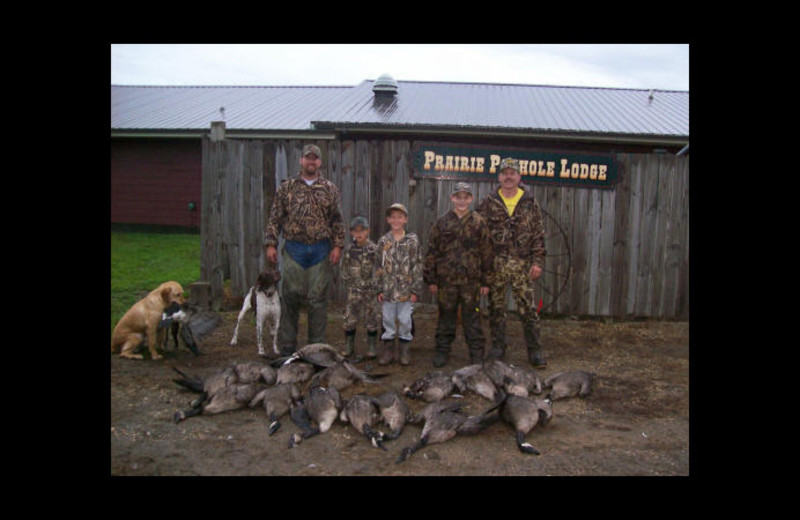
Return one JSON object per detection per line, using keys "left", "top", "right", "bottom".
{"left": 188, "top": 281, "right": 212, "bottom": 311}
{"left": 210, "top": 121, "right": 226, "bottom": 142}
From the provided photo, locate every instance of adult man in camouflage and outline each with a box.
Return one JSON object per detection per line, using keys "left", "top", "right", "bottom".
{"left": 264, "top": 144, "right": 345, "bottom": 356}
{"left": 476, "top": 158, "right": 547, "bottom": 367}
{"left": 424, "top": 182, "right": 494, "bottom": 367}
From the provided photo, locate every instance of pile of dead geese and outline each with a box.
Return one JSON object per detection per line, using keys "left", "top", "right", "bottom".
{"left": 171, "top": 343, "right": 595, "bottom": 463}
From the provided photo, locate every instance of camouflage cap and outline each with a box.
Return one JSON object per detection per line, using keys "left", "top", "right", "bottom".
{"left": 499, "top": 157, "right": 519, "bottom": 172}
{"left": 386, "top": 202, "right": 408, "bottom": 217}
{"left": 350, "top": 215, "right": 370, "bottom": 229}
{"left": 303, "top": 144, "right": 321, "bottom": 158}
{"left": 452, "top": 182, "right": 473, "bottom": 195}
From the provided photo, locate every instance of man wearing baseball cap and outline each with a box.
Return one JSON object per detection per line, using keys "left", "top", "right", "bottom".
{"left": 264, "top": 143, "right": 345, "bottom": 355}
{"left": 476, "top": 158, "right": 548, "bottom": 367}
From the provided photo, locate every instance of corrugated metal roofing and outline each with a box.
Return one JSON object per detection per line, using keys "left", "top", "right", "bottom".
{"left": 111, "top": 80, "right": 688, "bottom": 139}
{"left": 111, "top": 85, "right": 353, "bottom": 131}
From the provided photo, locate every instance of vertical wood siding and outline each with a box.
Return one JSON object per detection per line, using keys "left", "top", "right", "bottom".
{"left": 201, "top": 137, "right": 689, "bottom": 318}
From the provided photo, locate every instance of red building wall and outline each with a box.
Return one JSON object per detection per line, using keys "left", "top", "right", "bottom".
{"left": 111, "top": 138, "right": 202, "bottom": 228}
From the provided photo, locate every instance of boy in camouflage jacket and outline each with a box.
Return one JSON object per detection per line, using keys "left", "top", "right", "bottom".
{"left": 376, "top": 203, "right": 424, "bottom": 366}
{"left": 424, "top": 182, "right": 494, "bottom": 367}
{"left": 341, "top": 216, "right": 381, "bottom": 359}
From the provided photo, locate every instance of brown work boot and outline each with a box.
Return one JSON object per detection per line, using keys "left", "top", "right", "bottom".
{"left": 366, "top": 331, "right": 378, "bottom": 359}
{"left": 398, "top": 339, "right": 411, "bottom": 366}
{"left": 377, "top": 339, "right": 395, "bottom": 365}
{"left": 433, "top": 350, "right": 449, "bottom": 368}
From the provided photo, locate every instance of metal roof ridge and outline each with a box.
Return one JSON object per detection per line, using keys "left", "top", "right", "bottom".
{"left": 366, "top": 79, "right": 688, "bottom": 93}
{"left": 111, "top": 82, "right": 688, "bottom": 93}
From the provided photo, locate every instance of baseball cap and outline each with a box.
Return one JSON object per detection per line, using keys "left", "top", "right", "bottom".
{"left": 499, "top": 157, "right": 519, "bottom": 172}
{"left": 350, "top": 216, "right": 370, "bottom": 229}
{"left": 385, "top": 203, "right": 408, "bottom": 216}
{"left": 452, "top": 182, "right": 473, "bottom": 195}
{"left": 303, "top": 144, "right": 321, "bottom": 158}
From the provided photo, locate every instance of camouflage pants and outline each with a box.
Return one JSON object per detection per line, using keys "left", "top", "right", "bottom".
{"left": 487, "top": 256, "right": 541, "bottom": 352}
{"left": 343, "top": 288, "right": 381, "bottom": 333}
{"left": 277, "top": 248, "right": 331, "bottom": 354}
{"left": 435, "top": 283, "right": 486, "bottom": 356}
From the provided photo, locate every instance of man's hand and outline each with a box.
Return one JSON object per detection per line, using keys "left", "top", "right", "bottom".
{"left": 266, "top": 245, "right": 278, "bottom": 264}
{"left": 329, "top": 246, "right": 342, "bottom": 265}
{"left": 529, "top": 265, "right": 543, "bottom": 280}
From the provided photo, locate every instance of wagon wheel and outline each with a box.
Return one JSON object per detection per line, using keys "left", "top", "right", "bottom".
{"left": 536, "top": 208, "right": 571, "bottom": 314}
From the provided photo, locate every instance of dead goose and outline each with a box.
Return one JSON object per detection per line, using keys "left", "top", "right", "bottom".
{"left": 234, "top": 362, "right": 277, "bottom": 386}
{"left": 171, "top": 364, "right": 273, "bottom": 422}
{"left": 169, "top": 302, "right": 223, "bottom": 356}
{"left": 340, "top": 394, "right": 387, "bottom": 450}
{"left": 403, "top": 372, "right": 455, "bottom": 402}
{"left": 500, "top": 394, "right": 553, "bottom": 455}
{"left": 372, "top": 391, "right": 411, "bottom": 441}
{"left": 483, "top": 359, "right": 542, "bottom": 397}
{"left": 288, "top": 385, "right": 343, "bottom": 448}
{"left": 273, "top": 343, "right": 347, "bottom": 369}
{"left": 173, "top": 380, "right": 266, "bottom": 422}
{"left": 276, "top": 361, "right": 315, "bottom": 385}
{"left": 172, "top": 365, "right": 236, "bottom": 397}
{"left": 451, "top": 364, "right": 502, "bottom": 403}
{"left": 543, "top": 370, "right": 595, "bottom": 401}
{"left": 396, "top": 398, "right": 502, "bottom": 463}
{"left": 310, "top": 360, "right": 389, "bottom": 391}
{"left": 253, "top": 383, "right": 301, "bottom": 435}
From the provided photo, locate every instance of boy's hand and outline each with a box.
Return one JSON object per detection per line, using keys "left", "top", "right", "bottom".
{"left": 377, "top": 293, "right": 384, "bottom": 303}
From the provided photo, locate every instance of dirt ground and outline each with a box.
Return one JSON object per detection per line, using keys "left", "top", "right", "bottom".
{"left": 109, "top": 304, "right": 689, "bottom": 476}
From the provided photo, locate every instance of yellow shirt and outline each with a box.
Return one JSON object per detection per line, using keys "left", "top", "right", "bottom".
{"left": 499, "top": 188, "right": 524, "bottom": 216}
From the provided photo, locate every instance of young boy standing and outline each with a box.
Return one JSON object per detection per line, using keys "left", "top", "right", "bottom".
{"left": 341, "top": 215, "right": 381, "bottom": 359}
{"left": 376, "top": 203, "right": 423, "bottom": 366}
{"left": 423, "top": 182, "right": 494, "bottom": 367}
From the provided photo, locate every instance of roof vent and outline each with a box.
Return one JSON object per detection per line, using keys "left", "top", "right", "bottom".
{"left": 373, "top": 73, "right": 398, "bottom": 96}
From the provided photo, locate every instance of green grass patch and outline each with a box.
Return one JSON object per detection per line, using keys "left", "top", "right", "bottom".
{"left": 111, "top": 231, "right": 201, "bottom": 332}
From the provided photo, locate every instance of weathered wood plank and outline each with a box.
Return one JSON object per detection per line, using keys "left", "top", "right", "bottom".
{"left": 610, "top": 155, "right": 633, "bottom": 318}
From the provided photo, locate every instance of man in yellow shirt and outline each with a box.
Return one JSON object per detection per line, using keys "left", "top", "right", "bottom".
{"left": 476, "top": 158, "right": 547, "bottom": 367}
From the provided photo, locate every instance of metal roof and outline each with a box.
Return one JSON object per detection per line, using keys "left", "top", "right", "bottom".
{"left": 111, "top": 80, "right": 688, "bottom": 142}
{"left": 111, "top": 85, "right": 353, "bottom": 132}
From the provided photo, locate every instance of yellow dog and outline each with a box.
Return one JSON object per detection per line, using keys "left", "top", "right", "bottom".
{"left": 111, "top": 281, "right": 185, "bottom": 360}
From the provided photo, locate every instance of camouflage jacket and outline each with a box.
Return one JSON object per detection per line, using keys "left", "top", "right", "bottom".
{"left": 341, "top": 238, "right": 379, "bottom": 292}
{"left": 375, "top": 231, "right": 424, "bottom": 302}
{"left": 423, "top": 210, "right": 494, "bottom": 287}
{"left": 264, "top": 173, "right": 345, "bottom": 249}
{"left": 476, "top": 186, "right": 546, "bottom": 268}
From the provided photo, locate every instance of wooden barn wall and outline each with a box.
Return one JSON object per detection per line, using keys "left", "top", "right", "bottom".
{"left": 201, "top": 137, "right": 689, "bottom": 319}
{"left": 111, "top": 138, "right": 202, "bottom": 228}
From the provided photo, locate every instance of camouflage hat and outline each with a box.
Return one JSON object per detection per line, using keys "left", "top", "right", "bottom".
{"left": 499, "top": 157, "right": 519, "bottom": 172}
{"left": 452, "top": 182, "right": 473, "bottom": 195}
{"left": 303, "top": 144, "right": 321, "bottom": 158}
{"left": 386, "top": 202, "right": 408, "bottom": 217}
{"left": 350, "top": 215, "right": 370, "bottom": 229}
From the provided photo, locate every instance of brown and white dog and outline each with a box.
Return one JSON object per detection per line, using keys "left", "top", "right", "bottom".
{"left": 112, "top": 281, "right": 185, "bottom": 360}
{"left": 230, "top": 270, "right": 281, "bottom": 357}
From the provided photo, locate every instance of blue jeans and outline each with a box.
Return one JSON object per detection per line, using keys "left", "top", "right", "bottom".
{"left": 381, "top": 301, "right": 414, "bottom": 341}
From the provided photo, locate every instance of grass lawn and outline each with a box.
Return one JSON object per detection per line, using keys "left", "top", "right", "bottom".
{"left": 110, "top": 231, "right": 201, "bottom": 332}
